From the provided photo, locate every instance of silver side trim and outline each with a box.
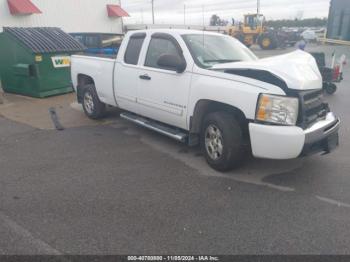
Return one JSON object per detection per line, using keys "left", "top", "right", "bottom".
{"left": 304, "top": 112, "right": 340, "bottom": 144}
{"left": 120, "top": 112, "right": 188, "bottom": 143}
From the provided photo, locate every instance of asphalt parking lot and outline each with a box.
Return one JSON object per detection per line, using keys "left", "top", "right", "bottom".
{"left": 0, "top": 43, "right": 350, "bottom": 255}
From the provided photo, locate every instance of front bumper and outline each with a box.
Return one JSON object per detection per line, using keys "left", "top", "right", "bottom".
{"left": 249, "top": 112, "right": 340, "bottom": 159}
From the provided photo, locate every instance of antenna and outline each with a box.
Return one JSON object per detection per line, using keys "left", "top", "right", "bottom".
{"left": 151, "top": 0, "right": 155, "bottom": 24}
{"left": 202, "top": 5, "right": 205, "bottom": 27}
{"left": 184, "top": 3, "right": 186, "bottom": 25}
{"left": 141, "top": 8, "right": 144, "bottom": 24}
{"left": 202, "top": 5, "right": 205, "bottom": 48}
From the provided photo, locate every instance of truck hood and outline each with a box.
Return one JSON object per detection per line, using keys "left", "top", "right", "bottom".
{"left": 212, "top": 50, "right": 322, "bottom": 91}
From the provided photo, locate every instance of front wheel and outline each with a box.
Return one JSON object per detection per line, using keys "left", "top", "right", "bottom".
{"left": 258, "top": 34, "right": 277, "bottom": 50}
{"left": 201, "top": 112, "right": 244, "bottom": 172}
{"left": 82, "top": 84, "right": 106, "bottom": 119}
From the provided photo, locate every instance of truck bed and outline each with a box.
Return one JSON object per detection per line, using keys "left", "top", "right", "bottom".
{"left": 71, "top": 53, "right": 117, "bottom": 106}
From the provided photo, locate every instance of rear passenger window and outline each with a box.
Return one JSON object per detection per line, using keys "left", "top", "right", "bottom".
{"left": 124, "top": 34, "right": 146, "bottom": 65}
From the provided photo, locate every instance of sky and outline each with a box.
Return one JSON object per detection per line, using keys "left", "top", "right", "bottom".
{"left": 121, "top": 0, "right": 331, "bottom": 25}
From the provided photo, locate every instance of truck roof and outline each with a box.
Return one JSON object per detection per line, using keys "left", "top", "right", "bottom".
{"left": 126, "top": 28, "right": 225, "bottom": 37}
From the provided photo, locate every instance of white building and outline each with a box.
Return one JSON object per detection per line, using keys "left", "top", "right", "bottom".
{"left": 0, "top": 0, "right": 129, "bottom": 33}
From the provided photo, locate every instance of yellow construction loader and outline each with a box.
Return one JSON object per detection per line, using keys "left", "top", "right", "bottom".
{"left": 226, "top": 13, "right": 279, "bottom": 50}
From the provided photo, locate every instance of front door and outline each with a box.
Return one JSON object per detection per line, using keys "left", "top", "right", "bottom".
{"left": 137, "top": 34, "right": 191, "bottom": 130}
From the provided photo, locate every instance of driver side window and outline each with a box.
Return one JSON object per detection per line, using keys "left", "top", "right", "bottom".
{"left": 145, "top": 37, "right": 181, "bottom": 69}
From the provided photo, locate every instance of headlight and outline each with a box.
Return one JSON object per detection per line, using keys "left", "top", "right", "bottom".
{"left": 256, "top": 94, "right": 299, "bottom": 125}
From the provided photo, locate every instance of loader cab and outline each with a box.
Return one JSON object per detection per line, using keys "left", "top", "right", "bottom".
{"left": 243, "top": 14, "right": 265, "bottom": 33}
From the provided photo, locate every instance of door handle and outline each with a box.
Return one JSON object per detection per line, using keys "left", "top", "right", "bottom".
{"left": 139, "top": 74, "right": 151, "bottom": 80}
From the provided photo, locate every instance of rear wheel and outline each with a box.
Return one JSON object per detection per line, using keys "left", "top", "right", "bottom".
{"left": 201, "top": 112, "right": 244, "bottom": 172}
{"left": 82, "top": 84, "right": 106, "bottom": 119}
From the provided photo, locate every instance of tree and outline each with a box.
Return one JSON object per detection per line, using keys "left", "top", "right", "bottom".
{"left": 210, "top": 14, "right": 221, "bottom": 26}
{"left": 210, "top": 14, "right": 229, "bottom": 26}
{"left": 265, "top": 18, "right": 328, "bottom": 28}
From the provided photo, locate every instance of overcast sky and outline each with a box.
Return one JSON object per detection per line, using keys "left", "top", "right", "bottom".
{"left": 121, "top": 0, "right": 330, "bottom": 25}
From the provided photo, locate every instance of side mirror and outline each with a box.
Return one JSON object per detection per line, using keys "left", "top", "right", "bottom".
{"left": 157, "top": 54, "right": 186, "bottom": 73}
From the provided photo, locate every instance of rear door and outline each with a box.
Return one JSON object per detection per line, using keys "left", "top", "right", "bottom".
{"left": 137, "top": 33, "right": 192, "bottom": 129}
{"left": 114, "top": 33, "right": 146, "bottom": 113}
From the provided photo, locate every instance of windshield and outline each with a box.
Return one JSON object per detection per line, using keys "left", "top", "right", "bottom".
{"left": 182, "top": 34, "right": 258, "bottom": 69}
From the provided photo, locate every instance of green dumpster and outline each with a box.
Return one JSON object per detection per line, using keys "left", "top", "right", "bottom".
{"left": 0, "top": 27, "right": 85, "bottom": 98}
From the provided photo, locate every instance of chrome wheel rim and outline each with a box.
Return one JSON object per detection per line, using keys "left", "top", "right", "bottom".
{"left": 84, "top": 92, "right": 94, "bottom": 114}
{"left": 205, "top": 124, "right": 223, "bottom": 160}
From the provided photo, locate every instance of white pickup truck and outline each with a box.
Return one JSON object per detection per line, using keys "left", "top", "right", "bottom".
{"left": 71, "top": 29, "right": 340, "bottom": 171}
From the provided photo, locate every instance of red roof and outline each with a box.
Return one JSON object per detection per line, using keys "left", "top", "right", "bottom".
{"left": 7, "top": 0, "right": 41, "bottom": 15}
{"left": 107, "top": 4, "right": 129, "bottom": 17}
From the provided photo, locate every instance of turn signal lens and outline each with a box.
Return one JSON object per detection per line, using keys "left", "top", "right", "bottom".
{"left": 257, "top": 95, "right": 270, "bottom": 120}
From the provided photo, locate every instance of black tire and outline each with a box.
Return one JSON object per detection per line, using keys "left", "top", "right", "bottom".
{"left": 258, "top": 34, "right": 277, "bottom": 50}
{"left": 235, "top": 33, "right": 246, "bottom": 45}
{"left": 201, "top": 112, "right": 244, "bottom": 172}
{"left": 324, "top": 83, "right": 337, "bottom": 95}
{"left": 82, "top": 84, "right": 106, "bottom": 119}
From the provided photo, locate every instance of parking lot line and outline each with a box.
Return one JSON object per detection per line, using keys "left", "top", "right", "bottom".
{"left": 0, "top": 212, "right": 62, "bottom": 255}
{"left": 315, "top": 196, "right": 350, "bottom": 208}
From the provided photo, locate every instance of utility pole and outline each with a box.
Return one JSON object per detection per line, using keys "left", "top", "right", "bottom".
{"left": 151, "top": 0, "right": 155, "bottom": 24}
{"left": 120, "top": 0, "right": 125, "bottom": 33}
{"left": 257, "top": 0, "right": 262, "bottom": 27}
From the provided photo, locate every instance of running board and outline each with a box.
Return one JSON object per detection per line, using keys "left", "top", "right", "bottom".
{"left": 120, "top": 112, "right": 188, "bottom": 143}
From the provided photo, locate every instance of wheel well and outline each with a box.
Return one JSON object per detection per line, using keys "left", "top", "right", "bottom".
{"left": 76, "top": 74, "right": 95, "bottom": 103}
{"left": 190, "top": 100, "right": 249, "bottom": 141}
